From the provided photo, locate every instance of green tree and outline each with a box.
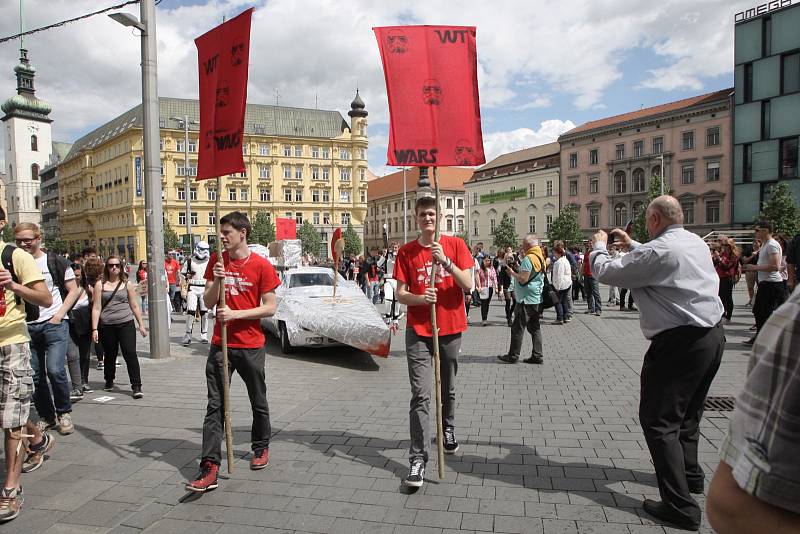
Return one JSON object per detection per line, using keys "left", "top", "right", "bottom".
{"left": 1, "top": 224, "right": 13, "bottom": 244}
{"left": 297, "top": 220, "right": 322, "bottom": 255}
{"left": 44, "top": 236, "right": 69, "bottom": 254}
{"left": 757, "top": 181, "right": 800, "bottom": 237}
{"left": 163, "top": 219, "right": 181, "bottom": 251}
{"left": 631, "top": 175, "right": 663, "bottom": 243}
{"left": 343, "top": 222, "right": 362, "bottom": 257}
{"left": 456, "top": 230, "right": 470, "bottom": 249}
{"left": 492, "top": 213, "right": 518, "bottom": 251}
{"left": 250, "top": 211, "right": 276, "bottom": 245}
{"left": 546, "top": 205, "right": 583, "bottom": 246}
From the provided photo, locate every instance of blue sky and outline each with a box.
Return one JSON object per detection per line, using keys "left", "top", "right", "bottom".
{"left": 0, "top": 0, "right": 750, "bottom": 173}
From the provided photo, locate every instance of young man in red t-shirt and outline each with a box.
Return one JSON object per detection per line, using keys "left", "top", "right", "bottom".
{"left": 186, "top": 212, "right": 280, "bottom": 492}
{"left": 395, "top": 195, "right": 474, "bottom": 488}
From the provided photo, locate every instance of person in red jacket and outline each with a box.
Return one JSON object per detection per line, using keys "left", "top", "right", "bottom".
{"left": 395, "top": 195, "right": 474, "bottom": 488}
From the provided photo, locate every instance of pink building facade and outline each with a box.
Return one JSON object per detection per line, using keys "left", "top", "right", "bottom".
{"left": 558, "top": 89, "right": 733, "bottom": 236}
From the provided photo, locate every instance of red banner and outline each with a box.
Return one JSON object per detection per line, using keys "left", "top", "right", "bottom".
{"left": 374, "top": 25, "right": 485, "bottom": 167}
{"left": 276, "top": 218, "right": 297, "bottom": 240}
{"left": 331, "top": 227, "right": 343, "bottom": 257}
{"left": 195, "top": 8, "right": 253, "bottom": 181}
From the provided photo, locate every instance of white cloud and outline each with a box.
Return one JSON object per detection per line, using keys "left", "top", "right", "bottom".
{"left": 482, "top": 119, "right": 576, "bottom": 163}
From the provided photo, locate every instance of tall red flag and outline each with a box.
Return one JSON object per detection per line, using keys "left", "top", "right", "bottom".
{"left": 374, "top": 25, "right": 485, "bottom": 167}
{"left": 195, "top": 8, "right": 253, "bottom": 181}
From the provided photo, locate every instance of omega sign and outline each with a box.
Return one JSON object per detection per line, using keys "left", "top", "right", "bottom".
{"left": 735, "top": 0, "right": 792, "bottom": 22}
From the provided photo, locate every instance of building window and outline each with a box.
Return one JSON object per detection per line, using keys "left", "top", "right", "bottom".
{"left": 283, "top": 145, "right": 291, "bottom": 157}
{"left": 682, "top": 131, "right": 694, "bottom": 150}
{"left": 322, "top": 167, "right": 330, "bottom": 180}
{"left": 589, "top": 207, "right": 599, "bottom": 228}
{"left": 446, "top": 197, "right": 453, "bottom": 209}
{"left": 706, "top": 200, "right": 720, "bottom": 224}
{"left": 743, "top": 143, "right": 752, "bottom": 182}
{"left": 322, "top": 190, "right": 329, "bottom": 203}
{"left": 207, "top": 187, "right": 216, "bottom": 201}
{"left": 259, "top": 165, "right": 270, "bottom": 179}
{"left": 681, "top": 165, "right": 695, "bottom": 184}
{"left": 294, "top": 189, "right": 303, "bottom": 202}
{"left": 188, "top": 140, "right": 197, "bottom": 152}
{"left": 457, "top": 198, "right": 463, "bottom": 209}
{"left": 313, "top": 212, "right": 320, "bottom": 225}
{"left": 242, "top": 144, "right": 249, "bottom": 155}
{"left": 568, "top": 178, "right": 578, "bottom": 196}
{"left": 311, "top": 146, "right": 319, "bottom": 158}
{"left": 340, "top": 168, "right": 350, "bottom": 181}
{"left": 569, "top": 153, "right": 577, "bottom": 168}
{"left": 633, "top": 140, "right": 643, "bottom": 157}
{"left": 284, "top": 189, "right": 292, "bottom": 202}
{"left": 632, "top": 168, "right": 645, "bottom": 192}
{"left": 587, "top": 149, "right": 598, "bottom": 165}
{"left": 260, "top": 188, "right": 270, "bottom": 202}
{"left": 763, "top": 16, "right": 772, "bottom": 56}
{"left": 340, "top": 148, "right": 350, "bottom": 160}
{"left": 780, "top": 138, "right": 799, "bottom": 179}
{"left": 359, "top": 168, "right": 366, "bottom": 181}
{"left": 176, "top": 140, "right": 185, "bottom": 152}
{"left": 473, "top": 220, "right": 479, "bottom": 236}
{"left": 762, "top": 100, "right": 771, "bottom": 140}
{"left": 283, "top": 166, "right": 291, "bottom": 179}
{"left": 340, "top": 190, "right": 350, "bottom": 203}
{"left": 240, "top": 188, "right": 248, "bottom": 201}
{"left": 228, "top": 188, "right": 236, "bottom": 201}
{"left": 706, "top": 127, "right": 720, "bottom": 147}
{"left": 322, "top": 147, "right": 330, "bottom": 159}
{"left": 528, "top": 215, "right": 536, "bottom": 233}
{"left": 446, "top": 218, "right": 453, "bottom": 232}
{"left": 208, "top": 212, "right": 216, "bottom": 225}
{"left": 546, "top": 180, "right": 553, "bottom": 196}
{"left": 490, "top": 219, "right": 496, "bottom": 233}
{"left": 190, "top": 212, "right": 198, "bottom": 226}
{"left": 341, "top": 212, "right": 350, "bottom": 225}
{"left": 528, "top": 183, "right": 535, "bottom": 198}
{"left": 613, "top": 203, "right": 628, "bottom": 227}
{"left": 589, "top": 177, "right": 599, "bottom": 194}
{"left": 360, "top": 190, "right": 366, "bottom": 203}
{"left": 312, "top": 189, "right": 320, "bottom": 202}
{"left": 294, "top": 212, "right": 303, "bottom": 224}
{"left": 31, "top": 163, "right": 39, "bottom": 181}
{"left": 323, "top": 212, "right": 331, "bottom": 225}
{"left": 473, "top": 192, "right": 478, "bottom": 204}
{"left": 294, "top": 166, "right": 303, "bottom": 180}
{"left": 178, "top": 212, "right": 186, "bottom": 226}
{"left": 614, "top": 171, "right": 626, "bottom": 194}
{"left": 546, "top": 214, "right": 553, "bottom": 233}
{"left": 294, "top": 145, "right": 302, "bottom": 157}
{"left": 681, "top": 200, "right": 695, "bottom": 224}
{"left": 782, "top": 53, "right": 800, "bottom": 94}
{"left": 259, "top": 144, "right": 269, "bottom": 156}
{"left": 615, "top": 144, "right": 625, "bottom": 160}
{"left": 30, "top": 135, "right": 38, "bottom": 151}
{"left": 285, "top": 212, "right": 292, "bottom": 219}
{"left": 706, "top": 161, "right": 720, "bottom": 182}
{"left": 653, "top": 137, "right": 664, "bottom": 154}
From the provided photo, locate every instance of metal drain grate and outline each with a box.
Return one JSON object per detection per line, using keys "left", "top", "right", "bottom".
{"left": 705, "top": 396, "right": 735, "bottom": 411}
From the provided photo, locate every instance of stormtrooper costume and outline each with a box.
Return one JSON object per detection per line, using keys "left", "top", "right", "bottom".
{"left": 181, "top": 241, "right": 211, "bottom": 345}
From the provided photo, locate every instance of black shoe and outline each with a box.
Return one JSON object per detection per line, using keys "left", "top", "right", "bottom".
{"left": 404, "top": 460, "right": 425, "bottom": 488}
{"left": 523, "top": 357, "right": 544, "bottom": 364}
{"left": 642, "top": 499, "right": 699, "bottom": 531}
{"left": 744, "top": 336, "right": 756, "bottom": 345}
{"left": 497, "top": 354, "right": 518, "bottom": 364}
{"left": 595, "top": 310, "right": 602, "bottom": 316}
{"left": 443, "top": 427, "right": 459, "bottom": 454}
{"left": 132, "top": 386, "right": 143, "bottom": 399}
{"left": 628, "top": 305, "right": 637, "bottom": 311}
{"left": 506, "top": 319, "right": 513, "bottom": 327}
{"left": 688, "top": 482, "right": 704, "bottom": 494}
{"left": 584, "top": 310, "right": 593, "bottom": 314}
{"left": 103, "top": 382, "right": 114, "bottom": 391}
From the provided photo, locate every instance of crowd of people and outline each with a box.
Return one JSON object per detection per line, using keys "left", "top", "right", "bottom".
{"left": 1, "top": 201, "right": 798, "bottom": 531}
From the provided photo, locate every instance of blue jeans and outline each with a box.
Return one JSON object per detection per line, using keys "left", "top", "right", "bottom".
{"left": 28, "top": 320, "right": 72, "bottom": 421}
{"left": 555, "top": 288, "right": 572, "bottom": 321}
{"left": 584, "top": 276, "right": 601, "bottom": 313}
{"left": 367, "top": 281, "right": 380, "bottom": 304}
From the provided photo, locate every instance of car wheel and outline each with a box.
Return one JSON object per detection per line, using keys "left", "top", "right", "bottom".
{"left": 278, "top": 321, "right": 294, "bottom": 354}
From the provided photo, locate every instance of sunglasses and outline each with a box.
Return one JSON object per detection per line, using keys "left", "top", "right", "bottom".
{"left": 108, "top": 264, "right": 121, "bottom": 269}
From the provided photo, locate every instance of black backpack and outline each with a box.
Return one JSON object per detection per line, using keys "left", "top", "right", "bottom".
{"left": 1, "top": 245, "right": 70, "bottom": 322}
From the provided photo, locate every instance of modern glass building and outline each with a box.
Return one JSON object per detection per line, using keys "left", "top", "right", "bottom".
{"left": 733, "top": 1, "right": 800, "bottom": 225}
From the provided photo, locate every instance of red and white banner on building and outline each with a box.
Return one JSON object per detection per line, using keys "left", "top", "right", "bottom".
{"left": 195, "top": 8, "right": 253, "bottom": 181}
{"left": 374, "top": 25, "right": 485, "bottom": 167}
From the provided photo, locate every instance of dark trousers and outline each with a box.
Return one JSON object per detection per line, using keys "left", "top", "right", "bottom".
{"left": 479, "top": 288, "right": 493, "bottom": 321}
{"left": 584, "top": 276, "right": 601, "bottom": 312}
{"left": 99, "top": 320, "right": 142, "bottom": 388}
{"left": 752, "top": 280, "right": 787, "bottom": 332}
{"left": 506, "top": 302, "right": 543, "bottom": 361}
{"left": 619, "top": 288, "right": 635, "bottom": 308}
{"left": 202, "top": 345, "right": 271, "bottom": 465}
{"left": 464, "top": 292, "right": 471, "bottom": 317}
{"left": 718, "top": 277, "right": 734, "bottom": 320}
{"left": 504, "top": 291, "right": 515, "bottom": 322}
{"left": 639, "top": 323, "right": 724, "bottom": 526}
{"left": 68, "top": 322, "right": 92, "bottom": 387}
{"left": 555, "top": 288, "right": 572, "bottom": 321}
{"left": 572, "top": 278, "right": 585, "bottom": 301}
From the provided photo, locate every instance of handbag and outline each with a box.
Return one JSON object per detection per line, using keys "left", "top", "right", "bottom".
{"left": 478, "top": 286, "right": 491, "bottom": 300}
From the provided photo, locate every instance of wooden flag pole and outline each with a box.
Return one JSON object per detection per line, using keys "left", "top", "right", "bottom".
{"left": 429, "top": 166, "right": 446, "bottom": 479}
{"left": 215, "top": 176, "right": 235, "bottom": 473}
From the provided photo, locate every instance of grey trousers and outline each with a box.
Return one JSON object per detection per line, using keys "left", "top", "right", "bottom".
{"left": 406, "top": 328, "right": 460, "bottom": 463}
{"left": 507, "top": 302, "right": 543, "bottom": 361}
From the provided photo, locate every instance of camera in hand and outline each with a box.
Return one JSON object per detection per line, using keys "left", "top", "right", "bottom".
{"left": 606, "top": 230, "right": 616, "bottom": 245}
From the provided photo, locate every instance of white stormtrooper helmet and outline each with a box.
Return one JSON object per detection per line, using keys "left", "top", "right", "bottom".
{"left": 194, "top": 241, "right": 210, "bottom": 260}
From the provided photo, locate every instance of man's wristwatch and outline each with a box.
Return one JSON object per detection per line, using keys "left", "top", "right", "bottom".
{"left": 443, "top": 258, "right": 454, "bottom": 272}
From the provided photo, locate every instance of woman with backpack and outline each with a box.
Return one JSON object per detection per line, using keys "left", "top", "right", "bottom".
{"left": 90, "top": 255, "right": 148, "bottom": 398}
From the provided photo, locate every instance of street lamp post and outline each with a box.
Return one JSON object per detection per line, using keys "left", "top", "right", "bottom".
{"left": 171, "top": 115, "right": 199, "bottom": 249}
{"left": 109, "top": 0, "right": 169, "bottom": 359}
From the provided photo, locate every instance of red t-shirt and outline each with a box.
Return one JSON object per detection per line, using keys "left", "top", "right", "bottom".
{"left": 204, "top": 250, "right": 281, "bottom": 349}
{"left": 583, "top": 251, "right": 592, "bottom": 277}
{"left": 165, "top": 258, "right": 180, "bottom": 285}
{"left": 394, "top": 235, "right": 473, "bottom": 337}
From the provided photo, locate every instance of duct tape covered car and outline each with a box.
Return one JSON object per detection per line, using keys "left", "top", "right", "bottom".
{"left": 262, "top": 267, "right": 391, "bottom": 357}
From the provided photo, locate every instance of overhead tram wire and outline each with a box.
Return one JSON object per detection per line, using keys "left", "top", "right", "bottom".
{"left": 0, "top": 0, "right": 149, "bottom": 45}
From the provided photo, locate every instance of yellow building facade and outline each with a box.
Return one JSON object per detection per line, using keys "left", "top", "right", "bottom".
{"left": 59, "top": 95, "right": 369, "bottom": 263}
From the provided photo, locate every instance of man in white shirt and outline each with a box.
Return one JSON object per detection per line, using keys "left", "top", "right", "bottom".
{"left": 744, "top": 220, "right": 785, "bottom": 345}
{"left": 13, "top": 223, "right": 81, "bottom": 436}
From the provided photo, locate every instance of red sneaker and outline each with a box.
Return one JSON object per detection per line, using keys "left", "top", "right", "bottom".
{"left": 250, "top": 448, "right": 269, "bottom": 470}
{"left": 185, "top": 459, "right": 219, "bottom": 492}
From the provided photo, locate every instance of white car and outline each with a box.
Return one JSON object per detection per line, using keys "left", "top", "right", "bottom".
{"left": 262, "top": 267, "right": 351, "bottom": 353}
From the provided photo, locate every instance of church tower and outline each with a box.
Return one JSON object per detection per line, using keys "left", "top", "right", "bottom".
{"left": 1, "top": 46, "right": 52, "bottom": 226}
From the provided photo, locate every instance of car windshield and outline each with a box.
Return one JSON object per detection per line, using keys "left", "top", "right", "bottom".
{"left": 289, "top": 272, "right": 334, "bottom": 288}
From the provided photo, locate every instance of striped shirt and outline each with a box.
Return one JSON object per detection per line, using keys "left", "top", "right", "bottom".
{"left": 719, "top": 290, "right": 800, "bottom": 514}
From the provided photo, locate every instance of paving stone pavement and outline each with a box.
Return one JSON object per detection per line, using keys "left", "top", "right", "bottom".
{"left": 2, "top": 285, "right": 758, "bottom": 534}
